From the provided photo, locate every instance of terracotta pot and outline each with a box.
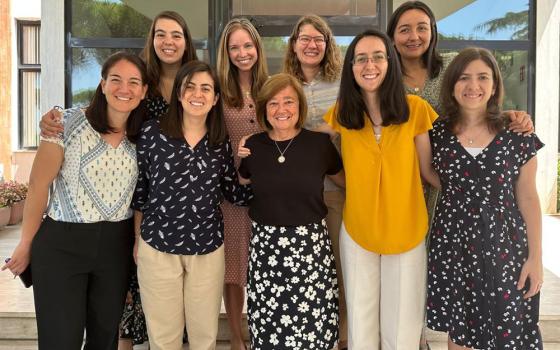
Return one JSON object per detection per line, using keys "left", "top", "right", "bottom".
{"left": 0, "top": 206, "right": 10, "bottom": 228}
{"left": 8, "top": 199, "right": 25, "bottom": 225}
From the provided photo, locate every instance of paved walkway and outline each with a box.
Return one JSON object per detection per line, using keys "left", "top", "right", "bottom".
{"left": 1, "top": 215, "right": 559, "bottom": 348}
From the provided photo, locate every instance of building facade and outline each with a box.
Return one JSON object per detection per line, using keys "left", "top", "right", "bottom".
{"left": 0, "top": 0, "right": 558, "bottom": 211}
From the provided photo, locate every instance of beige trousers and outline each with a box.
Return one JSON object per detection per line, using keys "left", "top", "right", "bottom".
{"left": 324, "top": 190, "right": 348, "bottom": 345}
{"left": 137, "top": 238, "right": 224, "bottom": 350}
{"left": 340, "top": 224, "right": 427, "bottom": 350}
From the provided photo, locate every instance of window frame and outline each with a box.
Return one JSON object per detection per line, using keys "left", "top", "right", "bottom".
{"left": 17, "top": 20, "right": 41, "bottom": 150}
{"left": 387, "top": 0, "right": 536, "bottom": 117}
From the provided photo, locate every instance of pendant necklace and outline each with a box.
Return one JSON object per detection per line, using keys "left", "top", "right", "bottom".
{"left": 274, "top": 137, "right": 296, "bottom": 163}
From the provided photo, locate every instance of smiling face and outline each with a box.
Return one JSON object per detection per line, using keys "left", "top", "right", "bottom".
{"left": 453, "top": 59, "right": 495, "bottom": 115}
{"left": 227, "top": 28, "right": 258, "bottom": 73}
{"left": 153, "top": 18, "right": 186, "bottom": 66}
{"left": 101, "top": 59, "right": 147, "bottom": 115}
{"left": 293, "top": 24, "right": 326, "bottom": 70}
{"left": 180, "top": 71, "right": 219, "bottom": 120}
{"left": 392, "top": 9, "right": 431, "bottom": 61}
{"left": 266, "top": 86, "right": 300, "bottom": 133}
{"left": 352, "top": 36, "right": 388, "bottom": 95}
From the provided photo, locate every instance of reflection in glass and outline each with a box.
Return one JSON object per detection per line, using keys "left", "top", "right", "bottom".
{"left": 21, "top": 71, "right": 41, "bottom": 148}
{"left": 233, "top": 0, "right": 377, "bottom": 16}
{"left": 442, "top": 50, "right": 528, "bottom": 111}
{"left": 71, "top": 0, "right": 209, "bottom": 41}
{"left": 71, "top": 0, "right": 151, "bottom": 38}
{"left": 393, "top": 0, "right": 529, "bottom": 41}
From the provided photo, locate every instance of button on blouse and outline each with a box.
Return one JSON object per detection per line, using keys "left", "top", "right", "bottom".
{"left": 132, "top": 118, "right": 252, "bottom": 255}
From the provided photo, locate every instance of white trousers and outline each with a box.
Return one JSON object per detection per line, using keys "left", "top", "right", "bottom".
{"left": 340, "top": 223, "right": 427, "bottom": 350}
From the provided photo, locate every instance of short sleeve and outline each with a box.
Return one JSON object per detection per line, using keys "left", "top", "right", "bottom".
{"left": 516, "top": 133, "right": 544, "bottom": 167}
{"left": 323, "top": 104, "right": 341, "bottom": 133}
{"left": 322, "top": 134, "right": 342, "bottom": 175}
{"left": 40, "top": 108, "right": 80, "bottom": 148}
{"left": 408, "top": 95, "right": 438, "bottom": 136}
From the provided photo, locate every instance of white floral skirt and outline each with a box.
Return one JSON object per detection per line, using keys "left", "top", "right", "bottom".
{"left": 247, "top": 219, "right": 339, "bottom": 350}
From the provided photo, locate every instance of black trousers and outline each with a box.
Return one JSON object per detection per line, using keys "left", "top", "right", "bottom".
{"left": 31, "top": 217, "right": 134, "bottom": 350}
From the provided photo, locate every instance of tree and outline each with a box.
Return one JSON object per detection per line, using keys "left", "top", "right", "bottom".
{"left": 474, "top": 9, "right": 529, "bottom": 40}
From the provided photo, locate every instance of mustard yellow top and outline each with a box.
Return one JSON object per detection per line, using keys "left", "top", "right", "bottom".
{"left": 324, "top": 95, "right": 438, "bottom": 254}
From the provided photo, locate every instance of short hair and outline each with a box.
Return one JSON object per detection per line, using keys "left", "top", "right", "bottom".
{"left": 440, "top": 47, "right": 505, "bottom": 132}
{"left": 140, "top": 11, "right": 198, "bottom": 97}
{"left": 387, "top": 1, "right": 443, "bottom": 79}
{"left": 160, "top": 61, "right": 227, "bottom": 146}
{"left": 217, "top": 18, "right": 269, "bottom": 108}
{"left": 283, "top": 15, "right": 342, "bottom": 83}
{"left": 336, "top": 29, "right": 409, "bottom": 129}
{"left": 256, "top": 73, "right": 308, "bottom": 131}
{"left": 85, "top": 51, "right": 148, "bottom": 144}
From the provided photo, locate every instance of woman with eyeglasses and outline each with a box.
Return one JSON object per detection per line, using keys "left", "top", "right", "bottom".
{"left": 321, "top": 28, "right": 440, "bottom": 349}
{"left": 283, "top": 15, "right": 348, "bottom": 349}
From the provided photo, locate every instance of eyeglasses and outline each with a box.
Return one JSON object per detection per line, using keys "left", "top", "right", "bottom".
{"left": 352, "top": 53, "right": 389, "bottom": 66}
{"left": 297, "top": 35, "right": 326, "bottom": 46}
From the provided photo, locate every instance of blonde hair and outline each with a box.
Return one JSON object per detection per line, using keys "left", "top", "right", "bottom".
{"left": 217, "top": 18, "right": 269, "bottom": 108}
{"left": 256, "top": 73, "right": 308, "bottom": 130}
{"left": 283, "top": 15, "right": 342, "bottom": 83}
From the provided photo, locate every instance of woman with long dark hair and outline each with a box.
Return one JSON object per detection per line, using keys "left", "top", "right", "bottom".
{"left": 2, "top": 52, "right": 148, "bottom": 349}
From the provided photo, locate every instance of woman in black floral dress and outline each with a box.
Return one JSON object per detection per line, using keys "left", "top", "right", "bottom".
{"left": 427, "top": 48, "right": 544, "bottom": 350}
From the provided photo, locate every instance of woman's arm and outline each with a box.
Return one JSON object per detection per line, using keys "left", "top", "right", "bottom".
{"left": 39, "top": 108, "right": 64, "bottom": 138}
{"left": 515, "top": 156, "right": 543, "bottom": 299}
{"left": 505, "top": 110, "right": 534, "bottom": 135}
{"left": 1, "top": 141, "right": 63, "bottom": 275}
{"left": 133, "top": 210, "right": 143, "bottom": 264}
{"left": 327, "top": 170, "right": 345, "bottom": 188}
{"left": 414, "top": 132, "right": 441, "bottom": 189}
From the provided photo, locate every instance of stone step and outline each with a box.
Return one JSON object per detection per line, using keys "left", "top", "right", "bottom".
{"left": 0, "top": 340, "right": 233, "bottom": 349}
{"left": 0, "top": 312, "right": 247, "bottom": 341}
{"left": 1, "top": 311, "right": 559, "bottom": 344}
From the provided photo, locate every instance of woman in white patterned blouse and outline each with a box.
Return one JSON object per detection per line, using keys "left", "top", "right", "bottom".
{"left": 2, "top": 52, "right": 148, "bottom": 350}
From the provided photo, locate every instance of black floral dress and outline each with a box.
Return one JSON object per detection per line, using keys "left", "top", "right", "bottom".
{"left": 119, "top": 95, "right": 168, "bottom": 345}
{"left": 427, "top": 121, "right": 544, "bottom": 349}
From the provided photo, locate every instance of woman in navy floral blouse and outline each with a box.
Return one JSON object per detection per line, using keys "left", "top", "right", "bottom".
{"left": 427, "top": 47, "right": 543, "bottom": 350}
{"left": 132, "top": 60, "right": 251, "bottom": 350}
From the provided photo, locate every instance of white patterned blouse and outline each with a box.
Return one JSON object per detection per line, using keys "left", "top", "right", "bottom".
{"left": 41, "top": 108, "right": 138, "bottom": 223}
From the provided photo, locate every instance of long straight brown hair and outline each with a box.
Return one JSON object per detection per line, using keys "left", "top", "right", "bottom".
{"left": 140, "top": 11, "right": 198, "bottom": 97}
{"left": 217, "top": 18, "right": 269, "bottom": 109}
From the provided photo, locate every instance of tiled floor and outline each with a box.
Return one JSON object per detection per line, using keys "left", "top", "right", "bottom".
{"left": 1, "top": 215, "right": 560, "bottom": 349}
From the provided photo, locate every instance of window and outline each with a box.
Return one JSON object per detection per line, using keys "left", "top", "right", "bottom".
{"left": 67, "top": 0, "right": 210, "bottom": 107}
{"left": 18, "top": 21, "right": 41, "bottom": 149}
{"left": 393, "top": 0, "right": 534, "bottom": 115}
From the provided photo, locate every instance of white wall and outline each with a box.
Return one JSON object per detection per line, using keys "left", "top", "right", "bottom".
{"left": 10, "top": 0, "right": 41, "bottom": 151}
{"left": 40, "top": 0, "right": 65, "bottom": 118}
{"left": 535, "top": 0, "right": 560, "bottom": 213}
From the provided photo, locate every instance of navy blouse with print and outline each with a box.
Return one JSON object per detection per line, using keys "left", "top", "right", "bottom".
{"left": 131, "top": 118, "right": 252, "bottom": 255}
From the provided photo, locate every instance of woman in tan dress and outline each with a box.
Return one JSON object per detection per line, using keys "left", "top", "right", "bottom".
{"left": 216, "top": 18, "right": 269, "bottom": 350}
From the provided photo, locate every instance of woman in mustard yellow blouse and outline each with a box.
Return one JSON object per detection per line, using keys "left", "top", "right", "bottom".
{"left": 321, "top": 29, "right": 440, "bottom": 349}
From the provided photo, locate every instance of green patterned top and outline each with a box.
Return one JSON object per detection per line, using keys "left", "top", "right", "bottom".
{"left": 404, "top": 53, "right": 455, "bottom": 116}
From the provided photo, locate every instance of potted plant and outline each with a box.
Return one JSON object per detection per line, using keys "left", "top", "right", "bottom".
{"left": 0, "top": 187, "right": 10, "bottom": 228}
{"left": 0, "top": 181, "right": 28, "bottom": 225}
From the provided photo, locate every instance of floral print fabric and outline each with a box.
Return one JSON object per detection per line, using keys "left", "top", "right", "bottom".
{"left": 247, "top": 220, "right": 339, "bottom": 350}
{"left": 427, "top": 121, "right": 544, "bottom": 349}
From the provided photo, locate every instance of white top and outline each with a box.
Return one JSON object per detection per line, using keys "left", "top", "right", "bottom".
{"left": 464, "top": 146, "right": 484, "bottom": 157}
{"left": 41, "top": 108, "right": 138, "bottom": 222}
